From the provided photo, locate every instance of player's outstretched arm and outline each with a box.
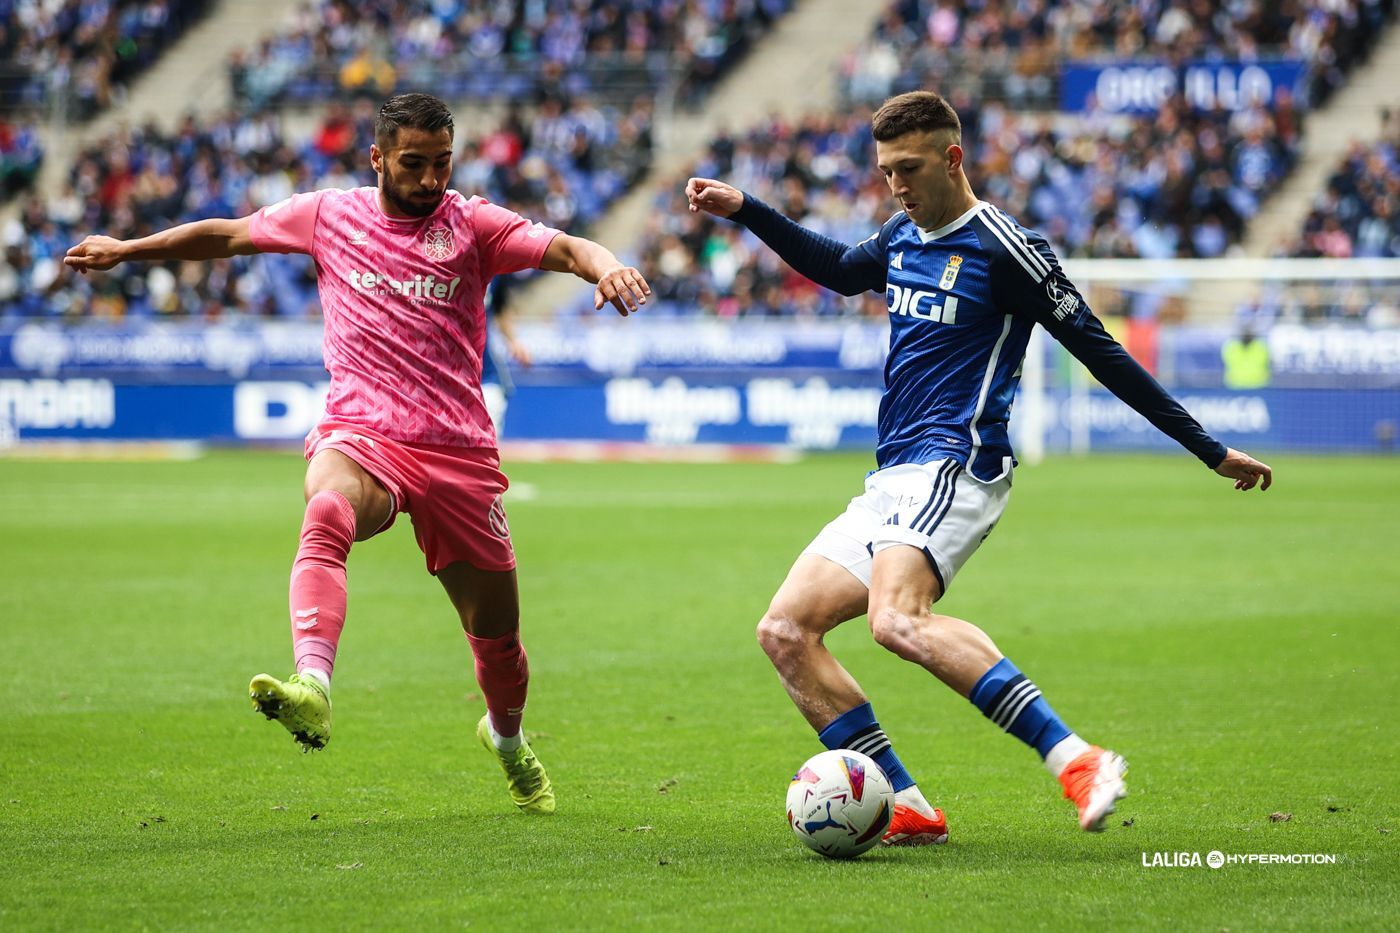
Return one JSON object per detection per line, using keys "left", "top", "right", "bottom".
{"left": 64, "top": 217, "right": 259, "bottom": 273}
{"left": 1213, "top": 448, "right": 1272, "bottom": 491}
{"left": 540, "top": 233, "right": 650, "bottom": 316}
{"left": 684, "top": 177, "right": 883, "bottom": 297}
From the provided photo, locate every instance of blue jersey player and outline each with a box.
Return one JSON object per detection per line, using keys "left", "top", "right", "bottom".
{"left": 686, "top": 91, "right": 1272, "bottom": 846}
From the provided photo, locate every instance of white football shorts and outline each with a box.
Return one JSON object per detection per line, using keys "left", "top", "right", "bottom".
{"left": 802, "top": 458, "right": 1011, "bottom": 592}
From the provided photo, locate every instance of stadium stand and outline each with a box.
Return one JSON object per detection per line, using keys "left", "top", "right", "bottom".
{"left": 1213, "top": 104, "right": 1400, "bottom": 328}
{"left": 0, "top": 90, "right": 652, "bottom": 320}
{"left": 228, "top": 0, "right": 794, "bottom": 110}
{"left": 843, "top": 0, "right": 1396, "bottom": 109}
{"left": 1, "top": 0, "right": 805, "bottom": 319}
{"left": 629, "top": 93, "right": 1302, "bottom": 318}
{"left": 0, "top": 0, "right": 215, "bottom": 119}
{"left": 1286, "top": 106, "right": 1399, "bottom": 260}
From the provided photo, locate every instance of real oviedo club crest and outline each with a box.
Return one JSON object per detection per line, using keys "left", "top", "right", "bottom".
{"left": 422, "top": 225, "right": 454, "bottom": 261}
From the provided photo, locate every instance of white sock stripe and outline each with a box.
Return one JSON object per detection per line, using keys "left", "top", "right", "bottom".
{"left": 985, "top": 207, "right": 1052, "bottom": 277}
{"left": 852, "top": 740, "right": 892, "bottom": 758}
{"left": 848, "top": 732, "right": 888, "bottom": 751}
{"left": 1000, "top": 690, "right": 1043, "bottom": 731}
{"left": 990, "top": 680, "right": 1036, "bottom": 725}
{"left": 996, "top": 685, "right": 1041, "bottom": 728}
{"left": 848, "top": 731, "right": 890, "bottom": 756}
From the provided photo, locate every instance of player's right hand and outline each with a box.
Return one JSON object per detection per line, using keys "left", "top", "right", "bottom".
{"left": 685, "top": 178, "right": 743, "bottom": 218}
{"left": 1214, "top": 447, "right": 1272, "bottom": 491}
{"left": 64, "top": 236, "right": 127, "bottom": 274}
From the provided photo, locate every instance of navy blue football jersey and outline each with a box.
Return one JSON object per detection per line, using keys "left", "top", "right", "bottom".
{"left": 730, "top": 195, "right": 1225, "bottom": 477}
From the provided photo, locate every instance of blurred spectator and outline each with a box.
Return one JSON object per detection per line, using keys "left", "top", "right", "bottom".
{"left": 1286, "top": 108, "right": 1400, "bottom": 261}
{"left": 843, "top": 0, "right": 1395, "bottom": 109}
{"left": 1221, "top": 328, "right": 1271, "bottom": 389}
{"left": 0, "top": 93, "right": 651, "bottom": 321}
{"left": 0, "top": 119, "right": 43, "bottom": 200}
{"left": 0, "top": 0, "right": 213, "bottom": 119}
{"left": 628, "top": 95, "right": 1299, "bottom": 318}
{"left": 1260, "top": 106, "right": 1400, "bottom": 326}
{"left": 230, "top": 0, "right": 793, "bottom": 110}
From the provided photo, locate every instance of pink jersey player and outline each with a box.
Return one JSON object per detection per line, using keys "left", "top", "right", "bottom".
{"left": 65, "top": 93, "right": 652, "bottom": 813}
{"left": 248, "top": 185, "right": 553, "bottom": 450}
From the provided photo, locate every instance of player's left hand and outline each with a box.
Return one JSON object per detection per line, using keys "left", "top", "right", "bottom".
{"left": 64, "top": 235, "right": 127, "bottom": 274}
{"left": 1214, "top": 447, "right": 1272, "bottom": 491}
{"left": 595, "top": 265, "right": 650, "bottom": 316}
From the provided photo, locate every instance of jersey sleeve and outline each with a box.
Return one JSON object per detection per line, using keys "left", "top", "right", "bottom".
{"left": 989, "top": 221, "right": 1228, "bottom": 468}
{"left": 729, "top": 193, "right": 889, "bottom": 296}
{"left": 247, "top": 190, "right": 327, "bottom": 255}
{"left": 471, "top": 197, "right": 561, "bottom": 280}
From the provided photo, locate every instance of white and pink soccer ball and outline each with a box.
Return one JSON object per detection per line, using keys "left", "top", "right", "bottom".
{"left": 786, "top": 749, "right": 894, "bottom": 858}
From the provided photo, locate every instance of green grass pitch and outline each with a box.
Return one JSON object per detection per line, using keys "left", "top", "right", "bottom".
{"left": 1, "top": 450, "right": 1396, "bottom": 929}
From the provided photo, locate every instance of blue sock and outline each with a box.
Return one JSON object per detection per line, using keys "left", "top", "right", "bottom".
{"left": 969, "top": 658, "right": 1071, "bottom": 758}
{"left": 817, "top": 702, "right": 916, "bottom": 792}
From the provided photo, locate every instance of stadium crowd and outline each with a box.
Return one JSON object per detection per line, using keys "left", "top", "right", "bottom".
{"left": 0, "top": 0, "right": 213, "bottom": 119}
{"left": 843, "top": 0, "right": 1395, "bottom": 108}
{"left": 631, "top": 92, "right": 1301, "bottom": 318}
{"left": 229, "top": 0, "right": 793, "bottom": 110}
{"left": 1220, "top": 105, "right": 1400, "bottom": 328}
{"left": 1285, "top": 107, "right": 1400, "bottom": 261}
{"left": 0, "top": 94, "right": 653, "bottom": 320}
{"left": 0, "top": 117, "right": 43, "bottom": 200}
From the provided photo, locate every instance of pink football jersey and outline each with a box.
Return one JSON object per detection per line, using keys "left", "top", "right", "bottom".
{"left": 248, "top": 187, "right": 559, "bottom": 448}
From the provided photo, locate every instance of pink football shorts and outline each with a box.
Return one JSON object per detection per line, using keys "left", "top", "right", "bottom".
{"left": 305, "top": 420, "right": 515, "bottom": 574}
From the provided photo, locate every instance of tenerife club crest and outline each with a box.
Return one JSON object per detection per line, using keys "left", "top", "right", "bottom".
{"left": 422, "top": 225, "right": 454, "bottom": 261}
{"left": 939, "top": 254, "right": 963, "bottom": 290}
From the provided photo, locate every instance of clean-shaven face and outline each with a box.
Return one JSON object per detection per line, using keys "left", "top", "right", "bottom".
{"left": 372, "top": 126, "right": 454, "bottom": 218}
{"left": 875, "top": 129, "right": 961, "bottom": 230}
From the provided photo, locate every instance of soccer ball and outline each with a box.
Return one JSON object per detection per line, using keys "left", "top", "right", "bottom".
{"left": 786, "top": 749, "right": 894, "bottom": 858}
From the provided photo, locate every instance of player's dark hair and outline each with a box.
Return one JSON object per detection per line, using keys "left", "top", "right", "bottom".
{"left": 375, "top": 93, "right": 455, "bottom": 148}
{"left": 871, "top": 91, "right": 961, "bottom": 143}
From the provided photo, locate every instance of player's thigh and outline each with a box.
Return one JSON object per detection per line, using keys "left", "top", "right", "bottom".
{"left": 437, "top": 561, "right": 520, "bottom": 638}
{"left": 304, "top": 449, "right": 393, "bottom": 541}
{"left": 868, "top": 544, "right": 943, "bottom": 619}
{"left": 764, "top": 552, "right": 870, "bottom": 637}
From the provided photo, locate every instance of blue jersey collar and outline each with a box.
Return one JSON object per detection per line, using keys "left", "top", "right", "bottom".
{"left": 915, "top": 200, "right": 987, "bottom": 243}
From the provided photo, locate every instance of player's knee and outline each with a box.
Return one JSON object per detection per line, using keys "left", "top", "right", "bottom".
{"left": 756, "top": 609, "right": 816, "bottom": 667}
{"left": 868, "top": 604, "right": 925, "bottom": 661}
{"left": 305, "top": 453, "right": 390, "bottom": 540}
{"left": 459, "top": 606, "right": 520, "bottom": 637}
{"left": 453, "top": 588, "right": 520, "bottom": 637}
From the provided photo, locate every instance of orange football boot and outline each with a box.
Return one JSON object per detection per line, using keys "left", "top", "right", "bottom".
{"left": 1058, "top": 746, "right": 1128, "bottom": 831}
{"left": 881, "top": 804, "right": 949, "bottom": 846}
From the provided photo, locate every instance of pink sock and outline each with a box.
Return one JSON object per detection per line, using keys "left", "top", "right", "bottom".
{"left": 289, "top": 490, "right": 356, "bottom": 680}
{"left": 466, "top": 631, "right": 529, "bottom": 737}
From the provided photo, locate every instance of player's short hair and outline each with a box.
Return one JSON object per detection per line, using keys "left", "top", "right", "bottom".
{"left": 375, "top": 93, "right": 455, "bottom": 148}
{"left": 871, "top": 91, "right": 961, "bottom": 143}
